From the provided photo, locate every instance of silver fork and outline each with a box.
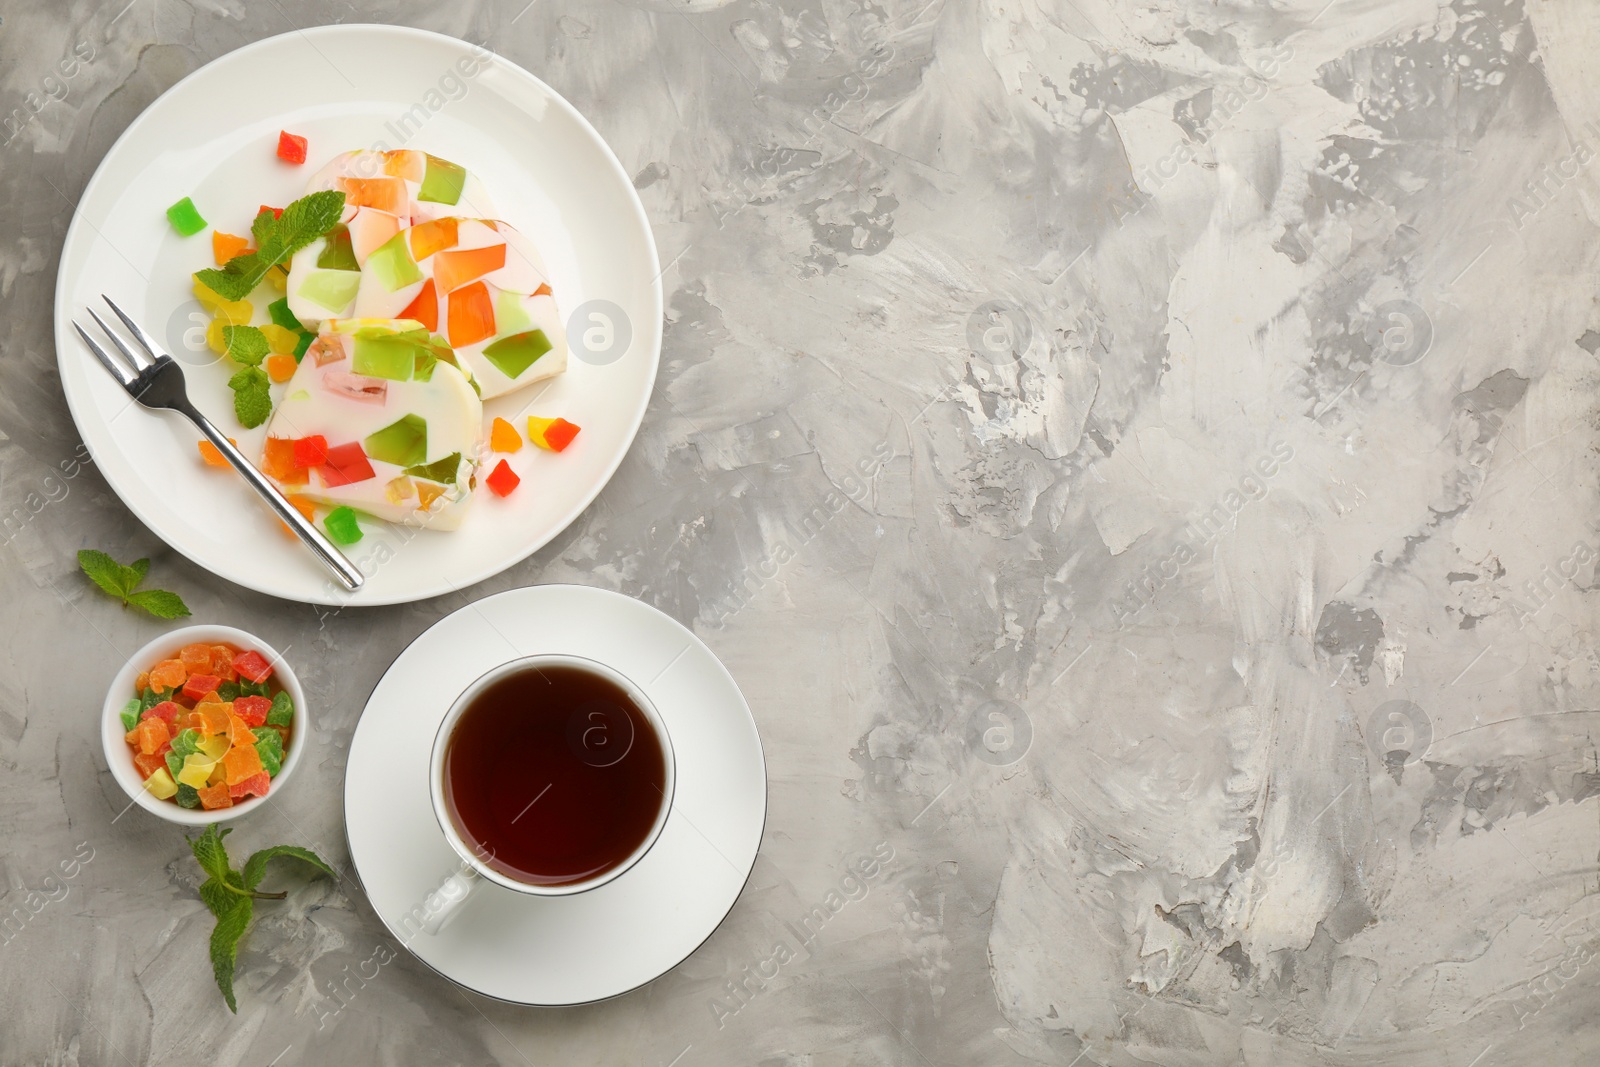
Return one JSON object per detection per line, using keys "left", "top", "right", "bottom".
{"left": 74, "top": 295, "right": 365, "bottom": 592}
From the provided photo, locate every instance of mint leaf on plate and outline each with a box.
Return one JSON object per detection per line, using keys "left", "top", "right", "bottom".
{"left": 228, "top": 366, "right": 272, "bottom": 429}
{"left": 195, "top": 189, "right": 346, "bottom": 301}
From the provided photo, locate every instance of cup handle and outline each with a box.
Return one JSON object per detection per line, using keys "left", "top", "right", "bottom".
{"left": 420, "top": 863, "right": 481, "bottom": 936}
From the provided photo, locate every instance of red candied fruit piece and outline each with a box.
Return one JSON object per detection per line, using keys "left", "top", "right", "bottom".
{"left": 276, "top": 130, "right": 308, "bottom": 165}
{"left": 181, "top": 674, "right": 221, "bottom": 702}
{"left": 543, "top": 419, "right": 580, "bottom": 452}
{"left": 292, "top": 435, "right": 329, "bottom": 469}
{"left": 140, "top": 700, "right": 181, "bottom": 726}
{"left": 485, "top": 458, "right": 520, "bottom": 498}
{"left": 319, "top": 441, "right": 376, "bottom": 487}
{"left": 259, "top": 204, "right": 283, "bottom": 220}
{"left": 232, "top": 650, "right": 273, "bottom": 684}
{"left": 229, "top": 771, "right": 271, "bottom": 800}
{"left": 132, "top": 752, "right": 166, "bottom": 779}
{"left": 233, "top": 695, "right": 272, "bottom": 727}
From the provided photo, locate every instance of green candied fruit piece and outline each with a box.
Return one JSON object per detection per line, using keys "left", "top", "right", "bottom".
{"left": 351, "top": 332, "right": 419, "bottom": 380}
{"left": 141, "top": 687, "right": 171, "bottom": 712}
{"left": 175, "top": 784, "right": 201, "bottom": 809}
{"left": 324, "top": 506, "right": 363, "bottom": 545}
{"left": 366, "top": 231, "right": 423, "bottom": 291}
{"left": 293, "top": 331, "right": 314, "bottom": 361}
{"left": 266, "top": 691, "right": 294, "bottom": 727}
{"left": 238, "top": 678, "right": 271, "bottom": 699}
{"left": 255, "top": 729, "right": 285, "bottom": 778}
{"left": 316, "top": 224, "right": 360, "bottom": 271}
{"left": 418, "top": 154, "right": 467, "bottom": 205}
{"left": 119, "top": 699, "right": 141, "bottom": 733}
{"left": 268, "top": 297, "right": 305, "bottom": 333}
{"left": 404, "top": 452, "right": 461, "bottom": 484}
{"left": 171, "top": 728, "right": 202, "bottom": 758}
{"left": 482, "top": 330, "right": 552, "bottom": 380}
{"left": 297, "top": 269, "right": 361, "bottom": 313}
{"left": 165, "top": 750, "right": 184, "bottom": 779}
{"left": 364, "top": 414, "right": 428, "bottom": 467}
{"left": 165, "top": 197, "right": 207, "bottom": 236}
{"left": 215, "top": 680, "right": 240, "bottom": 701}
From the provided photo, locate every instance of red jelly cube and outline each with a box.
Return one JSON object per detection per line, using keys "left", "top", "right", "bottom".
{"left": 181, "top": 674, "right": 221, "bottom": 702}
{"left": 141, "top": 700, "right": 182, "bottom": 725}
{"left": 232, "top": 650, "right": 273, "bottom": 685}
{"left": 320, "top": 442, "right": 376, "bottom": 487}
{"left": 292, "top": 435, "right": 329, "bottom": 469}
{"left": 258, "top": 204, "right": 284, "bottom": 220}
{"left": 276, "top": 130, "right": 308, "bottom": 165}
{"left": 485, "top": 458, "right": 520, "bottom": 498}
{"left": 233, "top": 695, "right": 272, "bottom": 727}
{"left": 229, "top": 771, "right": 271, "bottom": 800}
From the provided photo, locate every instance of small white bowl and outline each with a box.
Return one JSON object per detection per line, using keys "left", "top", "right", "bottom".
{"left": 101, "top": 624, "right": 307, "bottom": 825}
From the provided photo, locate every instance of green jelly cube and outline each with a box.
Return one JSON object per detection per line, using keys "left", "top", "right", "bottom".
{"left": 316, "top": 224, "right": 361, "bottom": 272}
{"left": 418, "top": 154, "right": 467, "bottom": 205}
{"left": 165, "top": 750, "right": 184, "bottom": 779}
{"left": 267, "top": 691, "right": 294, "bottom": 727}
{"left": 297, "top": 269, "right": 361, "bottom": 313}
{"left": 366, "top": 231, "right": 423, "bottom": 291}
{"left": 175, "top": 784, "right": 201, "bottom": 809}
{"left": 482, "top": 330, "right": 552, "bottom": 380}
{"left": 120, "top": 699, "right": 141, "bottom": 733}
{"left": 495, "top": 289, "right": 534, "bottom": 335}
{"left": 268, "top": 297, "right": 305, "bottom": 333}
{"left": 404, "top": 452, "right": 461, "bottom": 484}
{"left": 255, "top": 730, "right": 284, "bottom": 778}
{"left": 352, "top": 333, "right": 418, "bottom": 380}
{"left": 293, "top": 330, "right": 314, "bottom": 360}
{"left": 364, "top": 413, "right": 428, "bottom": 467}
{"left": 324, "top": 506, "right": 363, "bottom": 545}
{"left": 172, "top": 728, "right": 202, "bottom": 757}
{"left": 166, "top": 197, "right": 207, "bottom": 236}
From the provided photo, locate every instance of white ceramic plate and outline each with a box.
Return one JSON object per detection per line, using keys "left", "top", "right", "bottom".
{"left": 344, "top": 585, "right": 766, "bottom": 1004}
{"left": 54, "top": 25, "right": 661, "bottom": 605}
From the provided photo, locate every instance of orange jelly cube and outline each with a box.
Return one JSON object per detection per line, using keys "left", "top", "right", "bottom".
{"left": 399, "top": 277, "right": 438, "bottom": 331}
{"left": 222, "top": 744, "right": 264, "bottom": 786}
{"left": 197, "top": 781, "right": 233, "bottom": 810}
{"left": 265, "top": 354, "right": 297, "bottom": 383}
{"left": 136, "top": 717, "right": 170, "bottom": 755}
{"left": 433, "top": 243, "right": 506, "bottom": 295}
{"left": 407, "top": 217, "right": 459, "bottom": 260}
{"left": 489, "top": 417, "right": 521, "bottom": 453}
{"left": 338, "top": 176, "right": 408, "bottom": 215}
{"left": 383, "top": 149, "right": 425, "bottom": 180}
{"left": 446, "top": 281, "right": 495, "bottom": 348}
{"left": 148, "top": 660, "right": 188, "bottom": 691}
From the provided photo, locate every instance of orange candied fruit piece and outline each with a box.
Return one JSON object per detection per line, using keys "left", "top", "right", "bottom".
{"left": 212, "top": 231, "right": 251, "bottom": 266}
{"left": 134, "top": 671, "right": 149, "bottom": 692}
{"left": 179, "top": 643, "right": 214, "bottom": 672}
{"left": 489, "top": 417, "right": 521, "bottom": 453}
{"left": 286, "top": 495, "right": 317, "bottom": 522}
{"left": 262, "top": 437, "right": 308, "bottom": 485}
{"left": 265, "top": 354, "right": 297, "bottom": 383}
{"left": 222, "top": 744, "right": 264, "bottom": 786}
{"left": 226, "top": 712, "right": 257, "bottom": 748}
{"left": 147, "top": 660, "right": 188, "bottom": 691}
{"left": 197, "top": 780, "right": 233, "bottom": 810}
{"left": 192, "top": 701, "right": 232, "bottom": 737}
{"left": 209, "top": 644, "right": 239, "bottom": 681}
{"left": 135, "top": 717, "right": 170, "bottom": 755}
{"left": 132, "top": 751, "right": 166, "bottom": 779}
{"left": 197, "top": 439, "right": 236, "bottom": 467}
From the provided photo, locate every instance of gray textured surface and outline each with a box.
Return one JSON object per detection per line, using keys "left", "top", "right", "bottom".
{"left": 4, "top": 0, "right": 1600, "bottom": 1063}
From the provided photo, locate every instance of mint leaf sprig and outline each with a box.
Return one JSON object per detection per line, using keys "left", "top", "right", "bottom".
{"left": 77, "top": 550, "right": 191, "bottom": 619}
{"left": 194, "top": 190, "right": 346, "bottom": 302}
{"left": 189, "top": 825, "right": 335, "bottom": 1012}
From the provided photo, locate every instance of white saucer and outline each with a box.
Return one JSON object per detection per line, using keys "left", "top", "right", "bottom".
{"left": 344, "top": 585, "right": 766, "bottom": 1004}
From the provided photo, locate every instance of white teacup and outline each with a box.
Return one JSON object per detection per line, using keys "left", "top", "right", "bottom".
{"left": 420, "top": 654, "right": 675, "bottom": 934}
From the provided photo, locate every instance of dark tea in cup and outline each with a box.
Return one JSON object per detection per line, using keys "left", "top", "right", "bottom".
{"left": 440, "top": 660, "right": 669, "bottom": 887}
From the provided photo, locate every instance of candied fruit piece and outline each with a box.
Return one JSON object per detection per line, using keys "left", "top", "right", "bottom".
{"left": 276, "top": 130, "right": 308, "bottom": 165}
{"left": 141, "top": 700, "right": 181, "bottom": 726}
{"left": 527, "top": 416, "right": 581, "bottom": 453}
{"left": 260, "top": 323, "right": 299, "bottom": 354}
{"left": 233, "top": 695, "right": 271, "bottom": 727}
{"left": 212, "top": 230, "right": 250, "bottom": 265}
{"left": 262, "top": 437, "right": 308, "bottom": 484}
{"left": 179, "top": 644, "right": 213, "bottom": 671}
{"left": 135, "top": 717, "right": 171, "bottom": 755}
{"left": 229, "top": 771, "right": 271, "bottom": 800}
{"left": 255, "top": 729, "right": 284, "bottom": 777}
{"left": 324, "top": 506, "right": 363, "bottom": 545}
{"left": 165, "top": 197, "right": 206, "bottom": 236}
{"left": 232, "top": 650, "right": 273, "bottom": 685}
{"left": 119, "top": 699, "right": 141, "bottom": 733}
{"left": 193, "top": 702, "right": 232, "bottom": 737}
{"left": 132, "top": 751, "right": 166, "bottom": 780}
{"left": 227, "top": 712, "right": 258, "bottom": 748}
{"left": 143, "top": 768, "right": 179, "bottom": 800}
{"left": 266, "top": 692, "right": 294, "bottom": 728}
{"left": 258, "top": 204, "right": 284, "bottom": 220}
{"left": 197, "top": 780, "right": 233, "bottom": 810}
{"left": 197, "top": 733, "right": 231, "bottom": 761}
{"left": 148, "top": 660, "right": 188, "bottom": 691}
{"left": 182, "top": 674, "right": 221, "bottom": 702}
{"left": 175, "top": 784, "right": 201, "bottom": 809}
{"left": 287, "top": 494, "right": 317, "bottom": 523}
{"left": 485, "top": 459, "right": 520, "bottom": 498}
{"left": 134, "top": 671, "right": 149, "bottom": 692}
{"left": 490, "top": 417, "right": 521, "bottom": 453}
{"left": 210, "top": 644, "right": 239, "bottom": 681}
{"left": 222, "top": 744, "right": 264, "bottom": 785}
{"left": 266, "top": 354, "right": 297, "bottom": 383}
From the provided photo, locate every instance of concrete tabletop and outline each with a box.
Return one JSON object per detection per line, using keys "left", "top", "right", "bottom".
{"left": 4, "top": 0, "right": 1599, "bottom": 1064}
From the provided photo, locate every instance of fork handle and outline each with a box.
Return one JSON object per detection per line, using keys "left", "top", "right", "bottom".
{"left": 174, "top": 400, "right": 365, "bottom": 592}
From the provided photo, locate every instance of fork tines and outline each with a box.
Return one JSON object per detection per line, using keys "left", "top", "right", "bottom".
{"left": 75, "top": 295, "right": 170, "bottom": 393}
